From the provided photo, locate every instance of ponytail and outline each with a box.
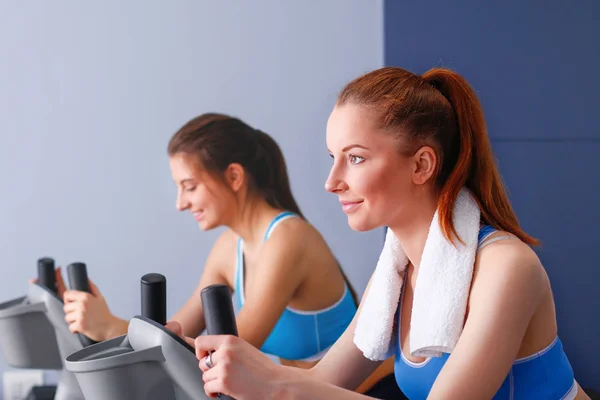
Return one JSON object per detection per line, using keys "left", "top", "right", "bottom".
{"left": 421, "top": 69, "right": 538, "bottom": 246}
{"left": 250, "top": 130, "right": 305, "bottom": 218}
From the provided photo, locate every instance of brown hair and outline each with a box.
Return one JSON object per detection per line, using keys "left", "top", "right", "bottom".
{"left": 168, "top": 113, "right": 360, "bottom": 304}
{"left": 338, "top": 67, "right": 539, "bottom": 246}
{"left": 168, "top": 113, "right": 304, "bottom": 218}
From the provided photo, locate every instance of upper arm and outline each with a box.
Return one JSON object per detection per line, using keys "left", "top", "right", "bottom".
{"left": 309, "top": 273, "right": 384, "bottom": 390}
{"left": 428, "top": 243, "right": 545, "bottom": 399}
{"left": 170, "top": 230, "right": 234, "bottom": 337}
{"left": 234, "top": 220, "right": 310, "bottom": 349}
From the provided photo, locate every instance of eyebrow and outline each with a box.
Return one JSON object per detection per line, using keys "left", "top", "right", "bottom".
{"left": 343, "top": 144, "right": 370, "bottom": 152}
{"left": 329, "top": 144, "right": 370, "bottom": 153}
{"left": 327, "top": 144, "right": 370, "bottom": 154}
{"left": 180, "top": 178, "right": 196, "bottom": 185}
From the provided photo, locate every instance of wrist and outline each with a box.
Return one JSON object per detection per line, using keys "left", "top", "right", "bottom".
{"left": 103, "top": 315, "right": 128, "bottom": 341}
{"left": 270, "top": 366, "right": 310, "bottom": 400}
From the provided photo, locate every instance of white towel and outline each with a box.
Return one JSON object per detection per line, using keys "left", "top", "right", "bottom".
{"left": 353, "top": 188, "right": 481, "bottom": 360}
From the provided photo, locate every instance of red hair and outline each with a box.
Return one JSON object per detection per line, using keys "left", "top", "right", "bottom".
{"left": 338, "top": 67, "right": 539, "bottom": 246}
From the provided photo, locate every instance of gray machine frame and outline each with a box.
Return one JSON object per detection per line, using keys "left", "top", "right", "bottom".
{"left": 65, "top": 316, "right": 210, "bottom": 400}
{"left": 0, "top": 282, "right": 85, "bottom": 400}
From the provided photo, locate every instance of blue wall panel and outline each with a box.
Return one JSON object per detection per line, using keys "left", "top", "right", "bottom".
{"left": 385, "top": 0, "right": 600, "bottom": 389}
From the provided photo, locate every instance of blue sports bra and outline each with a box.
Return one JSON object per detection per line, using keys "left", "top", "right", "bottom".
{"left": 394, "top": 225, "right": 578, "bottom": 399}
{"left": 233, "top": 211, "right": 356, "bottom": 361}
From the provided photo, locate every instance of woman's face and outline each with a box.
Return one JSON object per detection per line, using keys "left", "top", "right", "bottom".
{"left": 169, "top": 153, "right": 235, "bottom": 231}
{"left": 325, "top": 103, "right": 431, "bottom": 232}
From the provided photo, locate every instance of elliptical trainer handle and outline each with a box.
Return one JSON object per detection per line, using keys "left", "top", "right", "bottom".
{"left": 141, "top": 273, "right": 167, "bottom": 325}
{"left": 201, "top": 284, "right": 238, "bottom": 400}
{"left": 37, "top": 257, "right": 57, "bottom": 295}
{"left": 201, "top": 284, "right": 238, "bottom": 336}
{"left": 66, "top": 262, "right": 98, "bottom": 347}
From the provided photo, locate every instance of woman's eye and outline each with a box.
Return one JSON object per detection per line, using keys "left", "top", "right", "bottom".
{"left": 184, "top": 186, "right": 196, "bottom": 192}
{"left": 349, "top": 154, "right": 365, "bottom": 165}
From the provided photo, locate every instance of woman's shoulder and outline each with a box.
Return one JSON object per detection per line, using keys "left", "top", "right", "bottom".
{"left": 266, "top": 215, "right": 329, "bottom": 249}
{"left": 207, "top": 229, "right": 240, "bottom": 264}
{"left": 471, "top": 232, "right": 547, "bottom": 302}
{"left": 476, "top": 230, "right": 541, "bottom": 266}
{"left": 261, "top": 215, "right": 338, "bottom": 272}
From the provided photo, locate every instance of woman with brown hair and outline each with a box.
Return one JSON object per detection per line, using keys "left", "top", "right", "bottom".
{"left": 61, "top": 113, "right": 403, "bottom": 398}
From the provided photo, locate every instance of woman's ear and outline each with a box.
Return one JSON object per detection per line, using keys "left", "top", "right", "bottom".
{"left": 225, "top": 163, "right": 246, "bottom": 192}
{"left": 411, "top": 146, "right": 437, "bottom": 185}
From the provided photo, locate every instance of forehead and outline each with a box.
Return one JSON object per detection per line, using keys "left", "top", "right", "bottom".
{"left": 170, "top": 153, "right": 204, "bottom": 179}
{"left": 326, "top": 104, "right": 392, "bottom": 150}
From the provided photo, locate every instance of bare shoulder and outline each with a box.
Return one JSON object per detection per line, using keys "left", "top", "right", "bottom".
{"left": 264, "top": 216, "right": 321, "bottom": 250}
{"left": 260, "top": 216, "right": 334, "bottom": 277}
{"left": 471, "top": 233, "right": 546, "bottom": 303}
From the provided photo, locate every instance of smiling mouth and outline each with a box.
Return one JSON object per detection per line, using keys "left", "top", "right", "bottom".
{"left": 193, "top": 211, "right": 205, "bottom": 221}
{"left": 341, "top": 201, "right": 363, "bottom": 214}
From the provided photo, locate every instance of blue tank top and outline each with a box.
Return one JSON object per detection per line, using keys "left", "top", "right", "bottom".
{"left": 233, "top": 211, "right": 357, "bottom": 361}
{"left": 394, "top": 225, "right": 577, "bottom": 399}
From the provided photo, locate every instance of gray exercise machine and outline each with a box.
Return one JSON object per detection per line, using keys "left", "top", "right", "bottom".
{"left": 65, "top": 273, "right": 238, "bottom": 400}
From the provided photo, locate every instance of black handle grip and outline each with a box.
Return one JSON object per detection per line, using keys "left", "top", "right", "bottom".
{"left": 37, "top": 257, "right": 57, "bottom": 294}
{"left": 201, "top": 284, "right": 238, "bottom": 400}
{"left": 67, "top": 262, "right": 91, "bottom": 293}
{"left": 141, "top": 273, "right": 167, "bottom": 325}
{"left": 66, "top": 262, "right": 98, "bottom": 347}
{"left": 201, "top": 284, "right": 238, "bottom": 336}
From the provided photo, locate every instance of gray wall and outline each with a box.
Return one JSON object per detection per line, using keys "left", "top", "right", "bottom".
{"left": 0, "top": 0, "right": 383, "bottom": 387}
{"left": 384, "top": 0, "right": 599, "bottom": 390}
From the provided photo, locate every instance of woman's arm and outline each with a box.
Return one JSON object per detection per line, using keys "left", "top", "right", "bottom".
{"left": 63, "top": 230, "right": 234, "bottom": 341}
{"left": 63, "top": 279, "right": 129, "bottom": 341}
{"left": 174, "top": 219, "right": 316, "bottom": 348}
{"left": 307, "top": 273, "right": 382, "bottom": 390}
{"left": 193, "top": 271, "right": 385, "bottom": 399}
{"left": 428, "top": 241, "right": 545, "bottom": 399}
{"left": 169, "top": 230, "right": 234, "bottom": 337}
{"left": 196, "top": 333, "right": 379, "bottom": 400}
{"left": 172, "top": 220, "right": 307, "bottom": 347}
{"left": 232, "top": 219, "right": 313, "bottom": 348}
{"left": 197, "top": 276, "right": 393, "bottom": 400}
{"left": 280, "top": 373, "right": 378, "bottom": 400}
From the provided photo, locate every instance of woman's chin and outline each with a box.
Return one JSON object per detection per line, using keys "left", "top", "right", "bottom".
{"left": 347, "top": 216, "right": 378, "bottom": 232}
{"left": 197, "top": 219, "right": 216, "bottom": 231}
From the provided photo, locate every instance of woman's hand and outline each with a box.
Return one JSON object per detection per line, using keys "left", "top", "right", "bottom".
{"left": 195, "top": 335, "right": 292, "bottom": 399}
{"left": 29, "top": 266, "right": 67, "bottom": 298}
{"left": 195, "top": 335, "right": 375, "bottom": 400}
{"left": 164, "top": 320, "right": 196, "bottom": 348}
{"left": 63, "top": 279, "right": 123, "bottom": 342}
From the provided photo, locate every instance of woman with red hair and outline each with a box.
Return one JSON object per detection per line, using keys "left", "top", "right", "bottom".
{"left": 192, "top": 67, "right": 589, "bottom": 399}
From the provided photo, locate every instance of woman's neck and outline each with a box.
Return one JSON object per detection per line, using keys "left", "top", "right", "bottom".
{"left": 388, "top": 198, "right": 438, "bottom": 271}
{"left": 229, "top": 196, "right": 281, "bottom": 249}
